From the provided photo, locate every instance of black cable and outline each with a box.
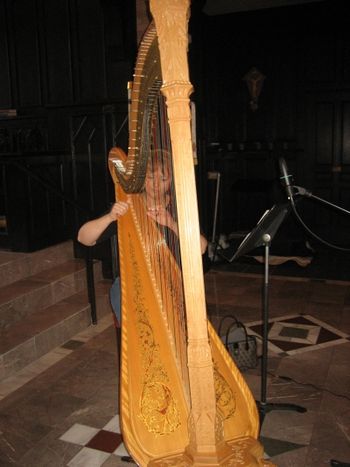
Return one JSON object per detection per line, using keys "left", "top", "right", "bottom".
{"left": 268, "top": 371, "right": 350, "bottom": 403}
{"left": 290, "top": 196, "right": 350, "bottom": 252}
{"left": 121, "top": 456, "right": 136, "bottom": 463}
{"left": 330, "top": 460, "right": 350, "bottom": 467}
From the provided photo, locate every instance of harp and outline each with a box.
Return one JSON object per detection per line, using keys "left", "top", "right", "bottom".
{"left": 108, "top": 1, "right": 275, "bottom": 465}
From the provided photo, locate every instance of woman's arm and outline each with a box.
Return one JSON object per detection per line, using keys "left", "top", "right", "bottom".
{"left": 77, "top": 201, "right": 129, "bottom": 246}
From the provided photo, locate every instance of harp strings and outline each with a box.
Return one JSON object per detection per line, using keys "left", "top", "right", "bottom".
{"left": 132, "top": 94, "right": 189, "bottom": 385}
{"left": 153, "top": 96, "right": 187, "bottom": 365}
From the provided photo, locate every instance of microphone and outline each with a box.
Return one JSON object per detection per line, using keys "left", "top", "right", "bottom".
{"left": 279, "top": 157, "right": 294, "bottom": 200}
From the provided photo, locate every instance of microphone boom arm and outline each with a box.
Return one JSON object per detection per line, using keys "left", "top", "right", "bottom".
{"left": 293, "top": 185, "right": 350, "bottom": 216}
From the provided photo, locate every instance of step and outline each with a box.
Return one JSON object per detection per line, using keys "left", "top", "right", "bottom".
{"left": 0, "top": 240, "right": 75, "bottom": 287}
{"left": 0, "top": 279, "right": 113, "bottom": 382}
{"left": 0, "top": 258, "right": 102, "bottom": 330}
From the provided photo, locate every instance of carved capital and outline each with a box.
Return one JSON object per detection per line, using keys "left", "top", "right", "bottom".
{"left": 150, "top": 0, "right": 191, "bottom": 83}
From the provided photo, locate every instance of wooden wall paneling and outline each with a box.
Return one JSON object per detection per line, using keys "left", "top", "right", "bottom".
{"left": 28, "top": 166, "right": 51, "bottom": 236}
{"left": 218, "top": 155, "right": 239, "bottom": 235}
{"left": 102, "top": 108, "right": 117, "bottom": 205}
{"left": 66, "top": 0, "right": 80, "bottom": 103}
{"left": 205, "top": 150, "right": 279, "bottom": 236}
{"left": 341, "top": 98, "right": 350, "bottom": 165}
{"left": 1, "top": 0, "right": 136, "bottom": 109}
{"left": 337, "top": 183, "right": 350, "bottom": 242}
{"left": 12, "top": 0, "right": 42, "bottom": 107}
{"left": 296, "top": 8, "right": 349, "bottom": 243}
{"left": 29, "top": 157, "right": 70, "bottom": 233}
{"left": 303, "top": 90, "right": 350, "bottom": 240}
{"left": 341, "top": 33, "right": 350, "bottom": 84}
{"left": 5, "top": 163, "right": 31, "bottom": 250}
{"left": 201, "top": 10, "right": 299, "bottom": 148}
{"left": 103, "top": 0, "right": 134, "bottom": 101}
{"left": 42, "top": 0, "right": 74, "bottom": 105}
{"left": 74, "top": 0, "right": 106, "bottom": 102}
{"left": 272, "top": 35, "right": 298, "bottom": 144}
{"left": 4, "top": 154, "right": 71, "bottom": 251}
{"left": 336, "top": 97, "right": 350, "bottom": 238}
{"left": 0, "top": 1, "right": 12, "bottom": 108}
{"left": 70, "top": 109, "right": 117, "bottom": 219}
{"left": 191, "top": 2, "right": 350, "bottom": 249}
{"left": 303, "top": 34, "right": 337, "bottom": 85}
{"left": 315, "top": 100, "right": 335, "bottom": 166}
{"left": 103, "top": 4, "right": 126, "bottom": 100}
{"left": 35, "top": 156, "right": 72, "bottom": 246}
{"left": 71, "top": 113, "right": 101, "bottom": 212}
{"left": 101, "top": 103, "right": 129, "bottom": 209}
{"left": 202, "top": 61, "right": 220, "bottom": 143}
{"left": 2, "top": 0, "right": 19, "bottom": 108}
{"left": 86, "top": 118, "right": 109, "bottom": 213}
{"left": 197, "top": 8, "right": 305, "bottom": 241}
{"left": 306, "top": 94, "right": 334, "bottom": 233}
{"left": 0, "top": 116, "right": 47, "bottom": 153}
{"left": 0, "top": 0, "right": 135, "bottom": 252}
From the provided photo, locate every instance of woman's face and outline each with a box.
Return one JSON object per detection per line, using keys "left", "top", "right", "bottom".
{"left": 145, "top": 163, "right": 171, "bottom": 198}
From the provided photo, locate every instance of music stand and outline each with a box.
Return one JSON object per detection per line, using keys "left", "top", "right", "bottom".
{"left": 225, "top": 203, "right": 307, "bottom": 426}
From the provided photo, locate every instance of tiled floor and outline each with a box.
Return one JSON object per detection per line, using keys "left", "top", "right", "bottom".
{"left": 1, "top": 268, "right": 350, "bottom": 466}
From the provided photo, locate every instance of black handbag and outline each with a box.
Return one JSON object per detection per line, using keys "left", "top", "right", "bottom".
{"left": 218, "top": 314, "right": 258, "bottom": 371}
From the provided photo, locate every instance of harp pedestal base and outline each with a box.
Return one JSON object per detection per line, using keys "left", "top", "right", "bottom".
{"left": 148, "top": 436, "right": 275, "bottom": 466}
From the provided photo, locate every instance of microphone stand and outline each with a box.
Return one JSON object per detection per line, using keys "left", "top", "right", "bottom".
{"left": 258, "top": 232, "right": 306, "bottom": 425}
{"left": 221, "top": 203, "right": 307, "bottom": 428}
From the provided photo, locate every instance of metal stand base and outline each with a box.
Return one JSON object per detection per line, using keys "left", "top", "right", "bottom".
{"left": 257, "top": 401, "right": 307, "bottom": 426}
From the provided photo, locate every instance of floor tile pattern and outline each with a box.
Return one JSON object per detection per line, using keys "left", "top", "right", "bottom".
{"left": 247, "top": 314, "right": 350, "bottom": 355}
{"left": 59, "top": 417, "right": 307, "bottom": 465}
{"left": 59, "top": 416, "right": 133, "bottom": 466}
{"left": 1, "top": 270, "right": 350, "bottom": 466}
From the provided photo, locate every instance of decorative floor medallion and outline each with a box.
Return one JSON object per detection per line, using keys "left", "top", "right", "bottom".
{"left": 246, "top": 314, "right": 349, "bottom": 355}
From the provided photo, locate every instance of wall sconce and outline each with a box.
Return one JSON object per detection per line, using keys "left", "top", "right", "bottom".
{"left": 243, "top": 67, "right": 266, "bottom": 111}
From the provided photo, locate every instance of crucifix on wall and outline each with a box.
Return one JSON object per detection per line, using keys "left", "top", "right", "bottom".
{"left": 243, "top": 67, "right": 266, "bottom": 111}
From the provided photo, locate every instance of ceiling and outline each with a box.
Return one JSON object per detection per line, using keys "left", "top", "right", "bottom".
{"left": 202, "top": 0, "right": 325, "bottom": 16}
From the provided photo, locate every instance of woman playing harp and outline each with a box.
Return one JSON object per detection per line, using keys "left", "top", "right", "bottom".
{"left": 108, "top": 0, "right": 275, "bottom": 465}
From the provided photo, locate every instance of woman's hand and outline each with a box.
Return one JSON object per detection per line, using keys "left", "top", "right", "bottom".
{"left": 200, "top": 235, "right": 208, "bottom": 254}
{"left": 147, "top": 206, "right": 178, "bottom": 234}
{"left": 108, "top": 201, "right": 129, "bottom": 221}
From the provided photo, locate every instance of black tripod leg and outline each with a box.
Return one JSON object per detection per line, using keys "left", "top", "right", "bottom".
{"left": 257, "top": 401, "right": 306, "bottom": 427}
{"left": 258, "top": 401, "right": 306, "bottom": 416}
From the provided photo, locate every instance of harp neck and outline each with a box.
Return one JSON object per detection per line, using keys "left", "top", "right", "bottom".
{"left": 150, "top": 0, "right": 222, "bottom": 457}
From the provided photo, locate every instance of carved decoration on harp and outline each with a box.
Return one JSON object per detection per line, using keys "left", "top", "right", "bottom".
{"left": 107, "top": 0, "right": 276, "bottom": 465}
{"left": 128, "top": 234, "right": 181, "bottom": 435}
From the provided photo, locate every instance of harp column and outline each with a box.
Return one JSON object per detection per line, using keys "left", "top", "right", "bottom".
{"left": 151, "top": 0, "right": 231, "bottom": 463}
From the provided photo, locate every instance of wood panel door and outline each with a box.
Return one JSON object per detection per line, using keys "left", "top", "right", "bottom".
{"left": 303, "top": 91, "right": 350, "bottom": 244}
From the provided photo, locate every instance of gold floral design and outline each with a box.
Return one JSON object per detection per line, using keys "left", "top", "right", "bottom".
{"left": 129, "top": 234, "right": 181, "bottom": 434}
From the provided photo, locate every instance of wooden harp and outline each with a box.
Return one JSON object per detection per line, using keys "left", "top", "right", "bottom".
{"left": 108, "top": 1, "right": 275, "bottom": 465}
